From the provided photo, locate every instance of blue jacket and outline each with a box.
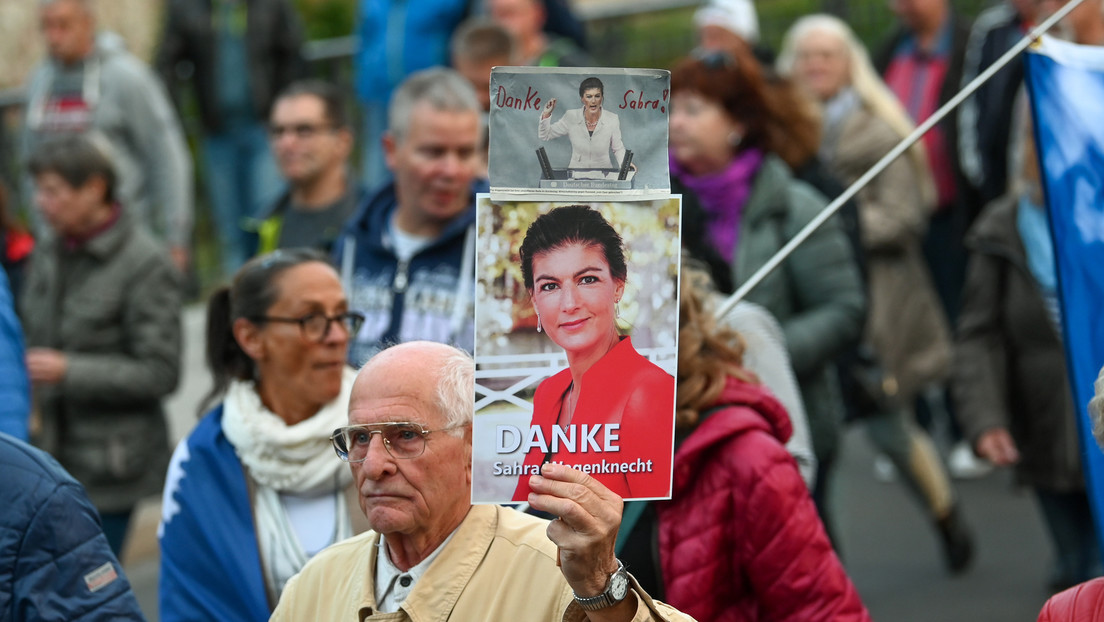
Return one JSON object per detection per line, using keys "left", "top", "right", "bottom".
{"left": 159, "top": 405, "right": 270, "bottom": 622}
{"left": 0, "top": 432, "right": 144, "bottom": 621}
{"left": 354, "top": 0, "right": 469, "bottom": 104}
{"left": 0, "top": 269, "right": 29, "bottom": 440}
{"left": 333, "top": 180, "right": 484, "bottom": 366}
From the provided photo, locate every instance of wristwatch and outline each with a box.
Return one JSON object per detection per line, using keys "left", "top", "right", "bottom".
{"left": 573, "top": 559, "right": 630, "bottom": 611}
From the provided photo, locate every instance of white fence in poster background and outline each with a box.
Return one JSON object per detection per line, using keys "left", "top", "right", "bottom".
{"left": 475, "top": 346, "right": 677, "bottom": 413}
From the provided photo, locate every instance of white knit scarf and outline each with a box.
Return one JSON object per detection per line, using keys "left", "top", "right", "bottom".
{"left": 222, "top": 366, "right": 357, "bottom": 495}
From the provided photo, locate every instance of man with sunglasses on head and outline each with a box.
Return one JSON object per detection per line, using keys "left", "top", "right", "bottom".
{"left": 273, "top": 341, "right": 693, "bottom": 622}
{"left": 251, "top": 80, "right": 368, "bottom": 256}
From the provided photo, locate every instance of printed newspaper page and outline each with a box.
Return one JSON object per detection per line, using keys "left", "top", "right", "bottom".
{"left": 488, "top": 67, "right": 671, "bottom": 201}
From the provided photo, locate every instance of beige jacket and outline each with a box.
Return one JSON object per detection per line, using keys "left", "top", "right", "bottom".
{"left": 826, "top": 106, "right": 951, "bottom": 402}
{"left": 271, "top": 504, "right": 695, "bottom": 622}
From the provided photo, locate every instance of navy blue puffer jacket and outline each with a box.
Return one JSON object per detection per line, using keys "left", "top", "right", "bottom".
{"left": 0, "top": 432, "right": 145, "bottom": 621}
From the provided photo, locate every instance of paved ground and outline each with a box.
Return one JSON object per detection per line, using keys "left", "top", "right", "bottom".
{"left": 119, "top": 304, "right": 1060, "bottom": 621}
{"left": 836, "top": 427, "right": 1054, "bottom": 621}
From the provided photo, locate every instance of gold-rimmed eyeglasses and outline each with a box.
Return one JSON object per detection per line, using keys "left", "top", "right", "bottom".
{"left": 331, "top": 422, "right": 466, "bottom": 461}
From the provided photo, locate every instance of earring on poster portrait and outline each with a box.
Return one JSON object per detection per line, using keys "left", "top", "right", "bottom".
{"left": 615, "top": 299, "right": 621, "bottom": 319}
{"left": 536, "top": 313, "right": 542, "bottom": 333}
{"left": 728, "top": 131, "right": 743, "bottom": 149}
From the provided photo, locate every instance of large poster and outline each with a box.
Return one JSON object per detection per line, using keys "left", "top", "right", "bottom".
{"left": 488, "top": 67, "right": 671, "bottom": 201}
{"left": 471, "top": 196, "right": 680, "bottom": 503}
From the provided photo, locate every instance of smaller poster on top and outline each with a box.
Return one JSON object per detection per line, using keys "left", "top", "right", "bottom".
{"left": 488, "top": 67, "right": 671, "bottom": 201}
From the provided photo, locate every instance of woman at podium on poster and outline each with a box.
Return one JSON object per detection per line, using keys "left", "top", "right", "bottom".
{"left": 511, "top": 205, "right": 674, "bottom": 501}
{"left": 538, "top": 77, "right": 635, "bottom": 179}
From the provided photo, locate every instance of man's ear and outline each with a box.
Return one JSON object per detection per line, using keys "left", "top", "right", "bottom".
{"left": 233, "top": 317, "right": 265, "bottom": 361}
{"left": 382, "top": 132, "right": 398, "bottom": 172}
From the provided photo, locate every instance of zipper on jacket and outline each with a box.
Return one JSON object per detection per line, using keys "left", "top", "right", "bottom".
{"left": 393, "top": 259, "right": 409, "bottom": 293}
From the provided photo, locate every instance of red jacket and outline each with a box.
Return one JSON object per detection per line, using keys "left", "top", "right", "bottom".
{"left": 1038, "top": 578, "right": 1104, "bottom": 622}
{"left": 657, "top": 378, "right": 870, "bottom": 622}
{"left": 512, "top": 337, "right": 675, "bottom": 501}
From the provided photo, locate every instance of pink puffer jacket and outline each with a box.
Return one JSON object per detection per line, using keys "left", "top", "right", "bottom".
{"left": 1038, "top": 578, "right": 1104, "bottom": 622}
{"left": 657, "top": 377, "right": 870, "bottom": 622}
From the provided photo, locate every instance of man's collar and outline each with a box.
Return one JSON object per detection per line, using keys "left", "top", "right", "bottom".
{"left": 373, "top": 515, "right": 467, "bottom": 613}
{"left": 62, "top": 203, "right": 126, "bottom": 257}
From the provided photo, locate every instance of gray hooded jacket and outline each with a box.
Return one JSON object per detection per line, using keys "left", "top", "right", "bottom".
{"left": 22, "top": 32, "right": 193, "bottom": 247}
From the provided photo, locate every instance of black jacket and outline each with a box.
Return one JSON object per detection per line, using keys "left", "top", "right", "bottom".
{"left": 156, "top": 0, "right": 305, "bottom": 133}
{"left": 957, "top": 3, "right": 1029, "bottom": 206}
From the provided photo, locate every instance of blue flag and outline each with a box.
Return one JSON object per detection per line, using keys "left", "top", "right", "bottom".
{"left": 1025, "top": 35, "right": 1104, "bottom": 553}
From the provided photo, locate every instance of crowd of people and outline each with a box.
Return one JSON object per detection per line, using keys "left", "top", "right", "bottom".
{"left": 3, "top": 0, "right": 1104, "bottom": 619}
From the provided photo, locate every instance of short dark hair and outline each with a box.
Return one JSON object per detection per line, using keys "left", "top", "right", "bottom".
{"left": 275, "top": 79, "right": 350, "bottom": 129}
{"left": 519, "top": 205, "right": 627, "bottom": 292}
{"left": 451, "top": 18, "right": 516, "bottom": 64}
{"left": 27, "top": 133, "right": 117, "bottom": 203}
{"left": 579, "top": 77, "right": 604, "bottom": 98}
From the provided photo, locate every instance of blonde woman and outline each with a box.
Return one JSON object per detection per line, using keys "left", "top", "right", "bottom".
{"left": 779, "top": 14, "right": 973, "bottom": 573}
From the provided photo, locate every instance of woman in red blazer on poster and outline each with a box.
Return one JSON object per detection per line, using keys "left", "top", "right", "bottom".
{"left": 511, "top": 205, "right": 674, "bottom": 501}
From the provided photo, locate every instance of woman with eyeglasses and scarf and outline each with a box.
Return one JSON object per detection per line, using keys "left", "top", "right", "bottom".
{"left": 668, "top": 47, "right": 865, "bottom": 547}
{"left": 159, "top": 248, "right": 369, "bottom": 622}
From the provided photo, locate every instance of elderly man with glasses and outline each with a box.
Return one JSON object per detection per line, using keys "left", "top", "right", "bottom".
{"left": 273, "top": 341, "right": 694, "bottom": 622}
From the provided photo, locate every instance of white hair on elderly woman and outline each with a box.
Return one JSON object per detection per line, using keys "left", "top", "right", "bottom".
{"left": 1090, "top": 365, "right": 1104, "bottom": 449}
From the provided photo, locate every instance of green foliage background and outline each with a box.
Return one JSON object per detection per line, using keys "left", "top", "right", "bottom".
{"left": 589, "top": 0, "right": 996, "bottom": 70}
{"left": 293, "top": 0, "right": 357, "bottom": 40}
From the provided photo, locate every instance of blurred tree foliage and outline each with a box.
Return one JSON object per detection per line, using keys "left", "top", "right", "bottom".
{"left": 293, "top": 0, "right": 357, "bottom": 40}
{"left": 589, "top": 0, "right": 995, "bottom": 70}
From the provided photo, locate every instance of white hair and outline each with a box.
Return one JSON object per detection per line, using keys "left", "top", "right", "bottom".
{"left": 777, "top": 13, "right": 937, "bottom": 211}
{"left": 1092, "top": 366, "right": 1104, "bottom": 450}
{"left": 40, "top": 0, "right": 93, "bottom": 11}
{"left": 434, "top": 345, "right": 475, "bottom": 432}
{"left": 388, "top": 68, "right": 482, "bottom": 143}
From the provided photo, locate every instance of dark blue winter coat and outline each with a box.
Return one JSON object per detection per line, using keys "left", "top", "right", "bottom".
{"left": 332, "top": 180, "right": 485, "bottom": 366}
{"left": 0, "top": 432, "right": 145, "bottom": 621}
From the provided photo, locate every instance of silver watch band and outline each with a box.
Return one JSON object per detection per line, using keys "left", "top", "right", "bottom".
{"left": 572, "top": 559, "right": 627, "bottom": 612}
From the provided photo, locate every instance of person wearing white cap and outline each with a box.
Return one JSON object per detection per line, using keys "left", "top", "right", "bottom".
{"left": 694, "top": 0, "right": 760, "bottom": 55}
